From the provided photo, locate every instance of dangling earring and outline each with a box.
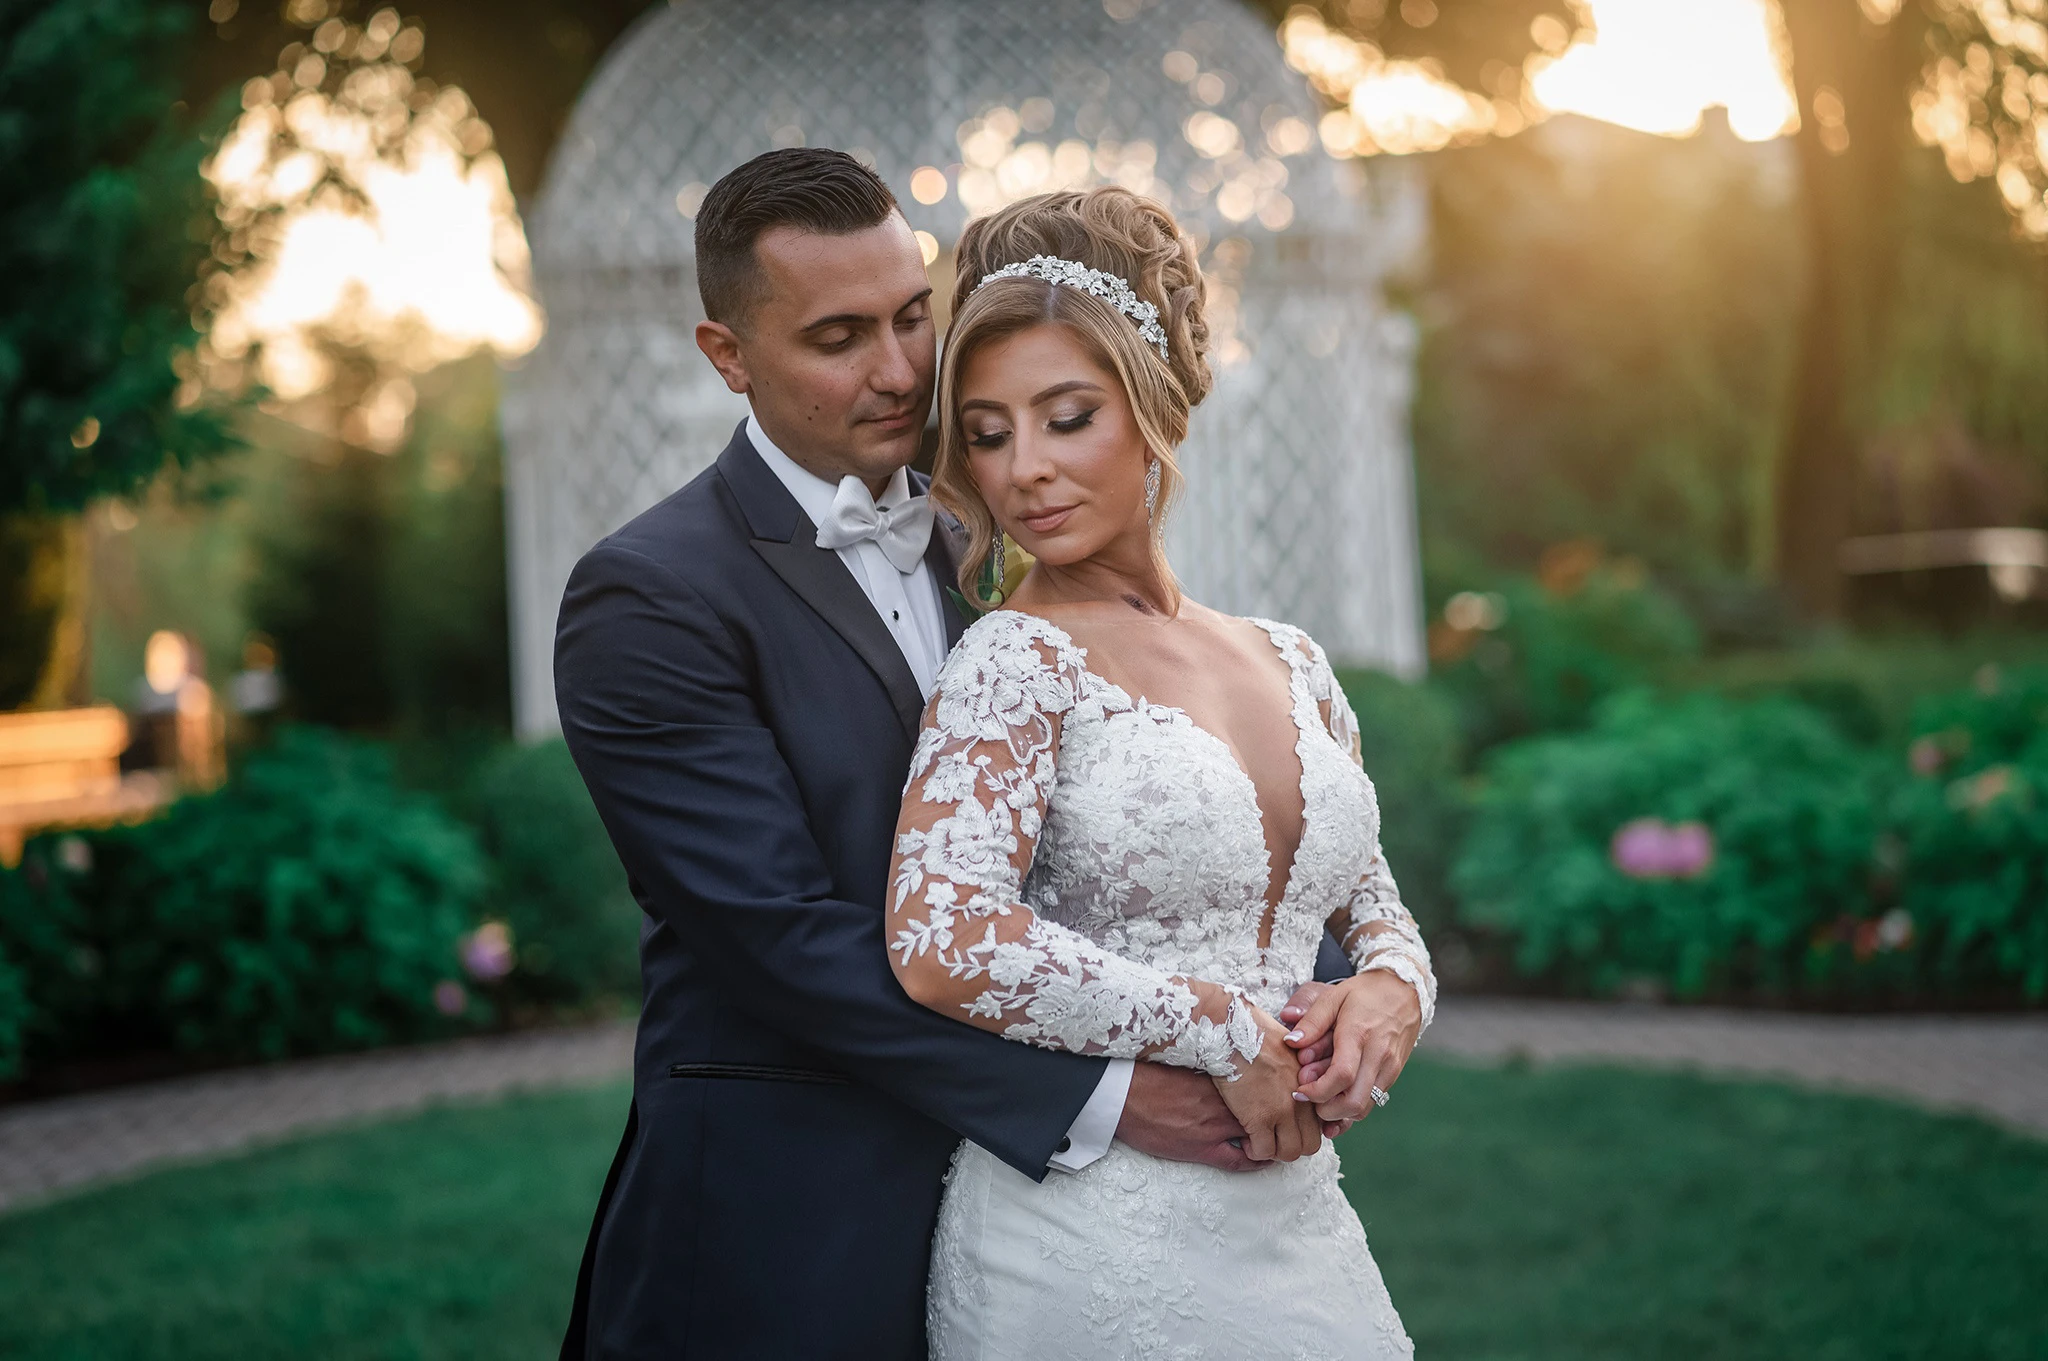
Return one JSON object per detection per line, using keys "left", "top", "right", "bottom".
{"left": 1144, "top": 458, "right": 1162, "bottom": 522}
{"left": 979, "top": 529, "right": 1007, "bottom": 603}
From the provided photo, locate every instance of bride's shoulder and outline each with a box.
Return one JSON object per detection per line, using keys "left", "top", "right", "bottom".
{"left": 942, "top": 609, "right": 1089, "bottom": 687}
{"left": 1238, "top": 614, "right": 1331, "bottom": 674}
{"left": 956, "top": 606, "right": 1077, "bottom": 655}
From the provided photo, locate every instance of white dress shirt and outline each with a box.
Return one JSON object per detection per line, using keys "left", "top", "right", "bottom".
{"left": 746, "top": 413, "right": 1132, "bottom": 1172}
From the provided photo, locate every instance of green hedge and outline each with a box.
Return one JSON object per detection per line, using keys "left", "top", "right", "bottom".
{"left": 458, "top": 739, "right": 641, "bottom": 1008}
{"left": 1453, "top": 692, "right": 1884, "bottom": 999}
{"left": 0, "top": 727, "right": 644, "bottom": 1082}
{"left": 1337, "top": 668, "right": 1467, "bottom": 937}
{"left": 1892, "top": 668, "right": 2048, "bottom": 998}
{"left": 0, "top": 728, "right": 487, "bottom": 1074}
{"left": 1451, "top": 671, "right": 2048, "bottom": 1004}
{"left": 0, "top": 941, "right": 26, "bottom": 1080}
{"left": 1430, "top": 569, "right": 1701, "bottom": 753}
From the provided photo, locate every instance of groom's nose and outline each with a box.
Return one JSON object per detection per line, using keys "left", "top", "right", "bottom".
{"left": 867, "top": 325, "right": 920, "bottom": 400}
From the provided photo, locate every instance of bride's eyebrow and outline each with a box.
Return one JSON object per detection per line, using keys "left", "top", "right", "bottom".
{"left": 1028, "top": 380, "right": 1104, "bottom": 406}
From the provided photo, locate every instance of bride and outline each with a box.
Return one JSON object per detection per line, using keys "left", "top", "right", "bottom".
{"left": 887, "top": 186, "right": 1437, "bottom": 1360}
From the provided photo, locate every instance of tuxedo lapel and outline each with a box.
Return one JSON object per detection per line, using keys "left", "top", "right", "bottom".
{"left": 718, "top": 426, "right": 927, "bottom": 739}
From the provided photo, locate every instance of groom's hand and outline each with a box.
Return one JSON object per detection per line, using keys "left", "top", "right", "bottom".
{"left": 1115, "top": 1064, "right": 1262, "bottom": 1173}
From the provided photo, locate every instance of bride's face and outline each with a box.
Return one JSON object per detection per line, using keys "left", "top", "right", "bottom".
{"left": 957, "top": 323, "right": 1150, "bottom": 572}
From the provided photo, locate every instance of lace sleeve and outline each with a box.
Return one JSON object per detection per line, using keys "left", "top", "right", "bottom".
{"left": 887, "top": 615, "right": 1264, "bottom": 1078}
{"left": 1301, "top": 641, "right": 1437, "bottom": 1034}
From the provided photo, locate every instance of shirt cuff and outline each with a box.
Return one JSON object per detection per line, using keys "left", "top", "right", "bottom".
{"left": 1048, "top": 1059, "right": 1133, "bottom": 1173}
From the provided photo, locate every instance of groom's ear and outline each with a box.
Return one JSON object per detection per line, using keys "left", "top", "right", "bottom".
{"left": 695, "top": 320, "right": 752, "bottom": 396}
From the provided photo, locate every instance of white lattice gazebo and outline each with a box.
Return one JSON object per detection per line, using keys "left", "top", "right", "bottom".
{"left": 503, "top": 0, "right": 1426, "bottom": 737}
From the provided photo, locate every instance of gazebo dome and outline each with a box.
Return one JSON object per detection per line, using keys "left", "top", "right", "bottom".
{"left": 503, "top": 0, "right": 1425, "bottom": 736}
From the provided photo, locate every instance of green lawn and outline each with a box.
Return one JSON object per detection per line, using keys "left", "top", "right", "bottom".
{"left": 1, "top": 1060, "right": 2042, "bottom": 1360}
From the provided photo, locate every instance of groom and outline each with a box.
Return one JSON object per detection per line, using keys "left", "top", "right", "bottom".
{"left": 554, "top": 148, "right": 1339, "bottom": 1359}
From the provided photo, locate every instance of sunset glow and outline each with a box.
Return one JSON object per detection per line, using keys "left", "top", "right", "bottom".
{"left": 1282, "top": 0, "right": 1799, "bottom": 155}
{"left": 202, "top": 15, "right": 541, "bottom": 447}
{"left": 1529, "top": 0, "right": 1799, "bottom": 142}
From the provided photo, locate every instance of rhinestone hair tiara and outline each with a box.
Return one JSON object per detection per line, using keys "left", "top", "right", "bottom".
{"left": 974, "top": 255, "right": 1171, "bottom": 362}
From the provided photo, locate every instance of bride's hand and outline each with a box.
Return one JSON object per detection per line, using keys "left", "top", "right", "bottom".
{"left": 1211, "top": 1006, "right": 1323, "bottom": 1164}
{"left": 1283, "top": 972, "right": 1422, "bottom": 1124}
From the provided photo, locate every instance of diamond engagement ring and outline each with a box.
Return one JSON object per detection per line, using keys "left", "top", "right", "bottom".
{"left": 1368, "top": 1085, "right": 1391, "bottom": 1109}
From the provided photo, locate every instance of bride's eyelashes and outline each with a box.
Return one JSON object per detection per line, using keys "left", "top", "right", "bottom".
{"left": 1049, "top": 408, "right": 1097, "bottom": 434}
{"left": 964, "top": 407, "right": 1095, "bottom": 449}
{"left": 967, "top": 426, "right": 1013, "bottom": 449}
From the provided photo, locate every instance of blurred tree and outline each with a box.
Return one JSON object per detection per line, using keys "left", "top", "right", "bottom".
{"left": 246, "top": 356, "right": 510, "bottom": 736}
{"left": 179, "top": 0, "right": 653, "bottom": 200}
{"left": 1265, "top": 0, "right": 2048, "bottom": 620}
{"left": 0, "top": 0, "right": 236, "bottom": 706}
{"left": 1414, "top": 114, "right": 1800, "bottom": 610}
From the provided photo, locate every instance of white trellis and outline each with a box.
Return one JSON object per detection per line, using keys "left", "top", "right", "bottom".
{"left": 503, "top": 0, "right": 1427, "bottom": 737}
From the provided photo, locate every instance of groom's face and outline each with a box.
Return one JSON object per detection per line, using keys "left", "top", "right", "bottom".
{"left": 696, "top": 213, "right": 936, "bottom": 489}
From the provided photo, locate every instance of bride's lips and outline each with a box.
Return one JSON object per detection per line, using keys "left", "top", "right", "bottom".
{"left": 1018, "top": 504, "right": 1077, "bottom": 535}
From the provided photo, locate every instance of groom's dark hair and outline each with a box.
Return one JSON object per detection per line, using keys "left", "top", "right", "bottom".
{"left": 695, "top": 148, "right": 901, "bottom": 331}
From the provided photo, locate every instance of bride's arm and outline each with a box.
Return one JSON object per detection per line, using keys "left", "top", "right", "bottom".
{"left": 888, "top": 628, "right": 1269, "bottom": 1079}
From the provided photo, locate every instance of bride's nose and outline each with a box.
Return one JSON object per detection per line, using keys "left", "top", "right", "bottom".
{"left": 1009, "top": 427, "right": 1058, "bottom": 486}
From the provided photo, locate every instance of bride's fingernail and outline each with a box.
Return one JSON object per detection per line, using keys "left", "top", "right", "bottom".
{"left": 1291, "top": 1092, "right": 1311, "bottom": 1102}
{"left": 1285, "top": 1030, "right": 1304, "bottom": 1043}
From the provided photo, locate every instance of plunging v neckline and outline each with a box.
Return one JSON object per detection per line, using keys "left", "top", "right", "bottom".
{"left": 996, "top": 610, "right": 1317, "bottom": 934}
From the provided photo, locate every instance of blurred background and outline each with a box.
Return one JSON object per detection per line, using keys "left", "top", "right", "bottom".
{"left": 0, "top": 0, "right": 2044, "bottom": 1356}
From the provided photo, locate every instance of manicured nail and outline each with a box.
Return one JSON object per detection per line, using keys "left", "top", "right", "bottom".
{"left": 1285, "top": 1030, "right": 1304, "bottom": 1043}
{"left": 1291, "top": 1091, "right": 1310, "bottom": 1102}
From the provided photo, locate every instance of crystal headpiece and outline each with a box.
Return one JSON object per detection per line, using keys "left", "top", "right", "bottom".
{"left": 974, "top": 255, "right": 1171, "bottom": 363}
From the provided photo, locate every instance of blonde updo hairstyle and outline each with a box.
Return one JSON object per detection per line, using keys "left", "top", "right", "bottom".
{"left": 933, "top": 186, "right": 1212, "bottom": 607}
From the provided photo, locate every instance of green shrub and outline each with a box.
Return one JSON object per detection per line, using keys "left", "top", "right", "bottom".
{"left": 1453, "top": 692, "right": 1882, "bottom": 999}
{"left": 458, "top": 740, "right": 640, "bottom": 1008}
{"left": 1, "top": 728, "right": 488, "bottom": 1066}
{"left": 1336, "top": 668, "right": 1467, "bottom": 936}
{"left": 1431, "top": 569, "right": 1701, "bottom": 753}
{"left": 0, "top": 940, "right": 26, "bottom": 1080}
{"left": 1891, "top": 668, "right": 2048, "bottom": 998}
{"left": 0, "top": 834, "right": 107, "bottom": 1066}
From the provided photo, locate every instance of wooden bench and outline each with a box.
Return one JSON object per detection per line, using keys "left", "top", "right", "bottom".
{"left": 0, "top": 707, "right": 174, "bottom": 867}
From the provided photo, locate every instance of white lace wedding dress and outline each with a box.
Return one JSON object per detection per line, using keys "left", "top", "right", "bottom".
{"left": 892, "top": 609, "right": 1437, "bottom": 1361}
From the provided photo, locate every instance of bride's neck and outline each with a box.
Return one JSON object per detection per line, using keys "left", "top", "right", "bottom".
{"left": 1017, "top": 529, "right": 1173, "bottom": 616}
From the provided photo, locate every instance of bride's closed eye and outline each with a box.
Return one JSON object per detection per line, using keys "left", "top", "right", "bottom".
{"left": 1049, "top": 408, "right": 1097, "bottom": 434}
{"left": 968, "top": 425, "right": 1013, "bottom": 449}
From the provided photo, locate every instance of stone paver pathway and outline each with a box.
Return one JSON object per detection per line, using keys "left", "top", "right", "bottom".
{"left": 2, "top": 1002, "right": 2042, "bottom": 1214}
{"left": 1422, "top": 998, "right": 2048, "bottom": 1138}
{"left": 0, "top": 1023, "right": 634, "bottom": 1214}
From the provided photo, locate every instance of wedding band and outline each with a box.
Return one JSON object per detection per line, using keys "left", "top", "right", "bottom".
{"left": 1368, "top": 1085, "right": 1390, "bottom": 1108}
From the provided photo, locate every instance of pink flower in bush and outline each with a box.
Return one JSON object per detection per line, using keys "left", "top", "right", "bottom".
{"left": 1908, "top": 736, "right": 1946, "bottom": 776}
{"left": 1611, "top": 818, "right": 1715, "bottom": 880}
{"left": 460, "top": 921, "right": 515, "bottom": 981}
{"left": 433, "top": 979, "right": 468, "bottom": 1016}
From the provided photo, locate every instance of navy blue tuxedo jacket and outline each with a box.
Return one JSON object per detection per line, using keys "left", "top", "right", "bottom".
{"left": 553, "top": 425, "right": 1108, "bottom": 1359}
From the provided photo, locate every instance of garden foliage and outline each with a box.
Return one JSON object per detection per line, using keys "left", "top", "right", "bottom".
{"left": 1453, "top": 692, "right": 1881, "bottom": 999}
{"left": 1893, "top": 669, "right": 2048, "bottom": 998}
{"left": 0, "top": 0, "right": 234, "bottom": 514}
{"left": 1337, "top": 668, "right": 1466, "bottom": 936}
{"left": 459, "top": 739, "right": 641, "bottom": 1007}
{"left": 1429, "top": 566, "right": 1701, "bottom": 752}
{"left": 0, "top": 728, "right": 485, "bottom": 1072}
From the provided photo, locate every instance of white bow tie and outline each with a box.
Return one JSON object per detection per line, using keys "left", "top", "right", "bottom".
{"left": 814, "top": 475, "right": 935, "bottom": 575}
